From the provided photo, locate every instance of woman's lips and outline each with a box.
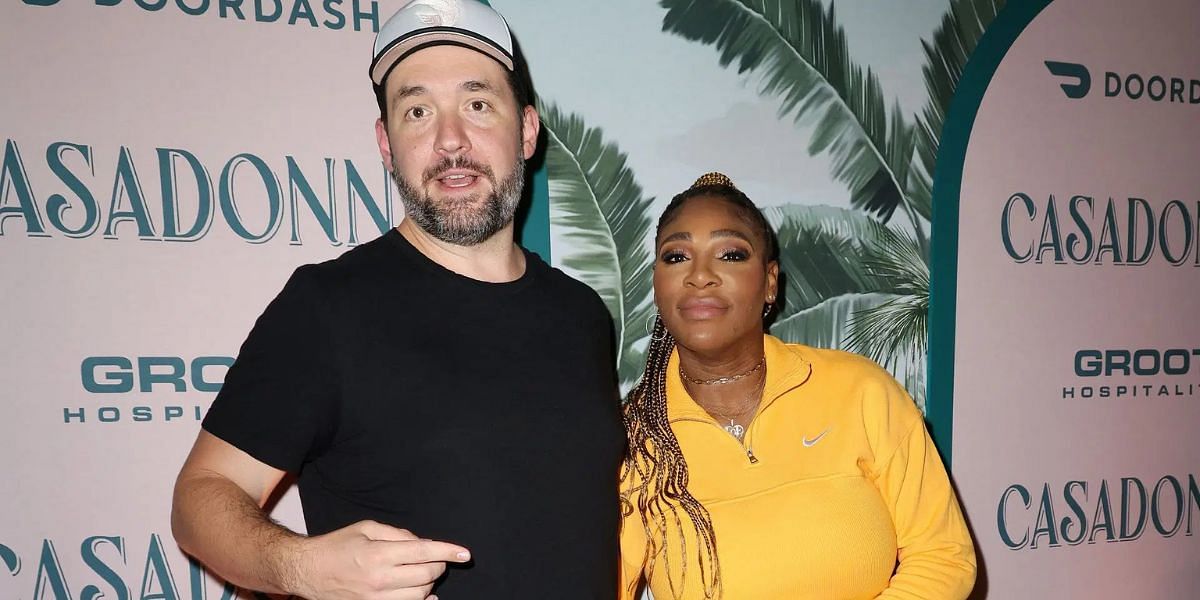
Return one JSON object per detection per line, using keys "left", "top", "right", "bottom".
{"left": 678, "top": 297, "right": 728, "bottom": 320}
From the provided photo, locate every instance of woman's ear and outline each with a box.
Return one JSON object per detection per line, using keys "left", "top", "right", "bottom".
{"left": 765, "top": 260, "right": 780, "bottom": 303}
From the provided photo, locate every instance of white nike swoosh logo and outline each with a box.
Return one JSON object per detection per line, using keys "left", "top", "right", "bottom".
{"left": 802, "top": 429, "right": 830, "bottom": 447}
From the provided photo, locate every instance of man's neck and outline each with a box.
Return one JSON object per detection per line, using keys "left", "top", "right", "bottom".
{"left": 396, "top": 220, "right": 527, "bottom": 283}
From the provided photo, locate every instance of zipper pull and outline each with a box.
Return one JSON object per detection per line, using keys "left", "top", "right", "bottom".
{"left": 746, "top": 447, "right": 759, "bottom": 464}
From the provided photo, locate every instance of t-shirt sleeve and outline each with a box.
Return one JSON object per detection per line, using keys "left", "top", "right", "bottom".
{"left": 861, "top": 373, "right": 977, "bottom": 599}
{"left": 202, "top": 265, "right": 340, "bottom": 473}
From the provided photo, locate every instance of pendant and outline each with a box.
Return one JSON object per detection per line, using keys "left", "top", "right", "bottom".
{"left": 724, "top": 420, "right": 745, "bottom": 440}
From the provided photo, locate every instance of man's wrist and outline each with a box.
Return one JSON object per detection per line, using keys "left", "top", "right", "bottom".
{"left": 263, "top": 527, "right": 309, "bottom": 596}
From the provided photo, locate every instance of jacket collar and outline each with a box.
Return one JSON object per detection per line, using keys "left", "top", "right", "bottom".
{"left": 666, "top": 334, "right": 814, "bottom": 423}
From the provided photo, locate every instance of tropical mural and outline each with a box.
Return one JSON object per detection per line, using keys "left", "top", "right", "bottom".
{"left": 536, "top": 0, "right": 1004, "bottom": 411}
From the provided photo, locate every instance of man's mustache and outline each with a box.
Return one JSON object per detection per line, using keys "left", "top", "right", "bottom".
{"left": 423, "top": 156, "right": 495, "bottom": 184}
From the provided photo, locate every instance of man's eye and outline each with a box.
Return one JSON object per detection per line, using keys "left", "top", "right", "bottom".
{"left": 407, "top": 106, "right": 427, "bottom": 119}
{"left": 469, "top": 100, "right": 490, "bottom": 111}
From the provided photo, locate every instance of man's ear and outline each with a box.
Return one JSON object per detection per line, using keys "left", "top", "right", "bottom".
{"left": 520, "top": 105, "right": 540, "bottom": 160}
{"left": 375, "top": 118, "right": 394, "bottom": 171}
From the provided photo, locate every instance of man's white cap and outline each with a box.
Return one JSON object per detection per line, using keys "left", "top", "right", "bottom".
{"left": 370, "top": 0, "right": 515, "bottom": 86}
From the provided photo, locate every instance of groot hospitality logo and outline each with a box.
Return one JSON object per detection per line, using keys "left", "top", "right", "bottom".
{"left": 58, "top": 355, "right": 234, "bottom": 425}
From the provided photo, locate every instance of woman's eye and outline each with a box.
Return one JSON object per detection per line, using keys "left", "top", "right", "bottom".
{"left": 720, "top": 249, "right": 750, "bottom": 261}
{"left": 661, "top": 251, "right": 687, "bottom": 264}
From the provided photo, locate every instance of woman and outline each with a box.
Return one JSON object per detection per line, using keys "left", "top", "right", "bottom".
{"left": 619, "top": 173, "right": 976, "bottom": 599}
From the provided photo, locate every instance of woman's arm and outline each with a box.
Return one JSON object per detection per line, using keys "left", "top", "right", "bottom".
{"left": 872, "top": 418, "right": 977, "bottom": 599}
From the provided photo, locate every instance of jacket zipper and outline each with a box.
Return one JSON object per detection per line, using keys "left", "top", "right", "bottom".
{"left": 673, "top": 416, "right": 760, "bottom": 464}
{"left": 739, "top": 361, "right": 812, "bottom": 464}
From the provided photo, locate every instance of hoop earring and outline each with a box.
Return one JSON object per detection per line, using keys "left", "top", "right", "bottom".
{"left": 647, "top": 313, "right": 668, "bottom": 342}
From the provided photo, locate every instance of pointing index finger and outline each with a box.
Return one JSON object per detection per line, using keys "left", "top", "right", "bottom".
{"left": 383, "top": 539, "right": 471, "bottom": 565}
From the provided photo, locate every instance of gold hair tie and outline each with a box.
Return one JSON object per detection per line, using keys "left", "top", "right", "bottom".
{"left": 690, "top": 172, "right": 736, "bottom": 190}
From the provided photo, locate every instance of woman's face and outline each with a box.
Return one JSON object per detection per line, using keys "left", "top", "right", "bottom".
{"left": 653, "top": 195, "right": 779, "bottom": 354}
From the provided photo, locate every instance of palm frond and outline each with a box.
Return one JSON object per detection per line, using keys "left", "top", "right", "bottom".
{"left": 910, "top": 0, "right": 1006, "bottom": 222}
{"left": 764, "top": 204, "right": 896, "bottom": 322}
{"left": 845, "top": 226, "right": 929, "bottom": 370}
{"left": 863, "top": 224, "right": 930, "bottom": 297}
{"left": 539, "top": 103, "right": 656, "bottom": 387}
{"left": 660, "top": 0, "right": 920, "bottom": 235}
{"left": 770, "top": 291, "right": 898, "bottom": 350}
{"left": 844, "top": 293, "right": 927, "bottom": 369}
{"left": 767, "top": 204, "right": 929, "bottom": 405}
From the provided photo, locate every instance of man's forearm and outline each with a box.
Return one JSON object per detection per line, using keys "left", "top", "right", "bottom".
{"left": 171, "top": 473, "right": 305, "bottom": 595}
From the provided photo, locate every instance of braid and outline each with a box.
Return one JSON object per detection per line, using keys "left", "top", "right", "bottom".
{"left": 620, "top": 316, "right": 721, "bottom": 600}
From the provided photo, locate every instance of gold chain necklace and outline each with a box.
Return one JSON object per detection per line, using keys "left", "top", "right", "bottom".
{"left": 679, "top": 355, "right": 765, "bottom": 385}
{"left": 692, "top": 371, "right": 766, "bottom": 442}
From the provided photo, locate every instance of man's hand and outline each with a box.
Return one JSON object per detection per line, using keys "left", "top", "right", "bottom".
{"left": 291, "top": 520, "right": 471, "bottom": 600}
{"left": 172, "top": 433, "right": 469, "bottom": 599}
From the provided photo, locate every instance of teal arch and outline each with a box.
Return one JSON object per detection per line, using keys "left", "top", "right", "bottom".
{"left": 521, "top": 160, "right": 550, "bottom": 261}
{"left": 928, "top": 0, "right": 1054, "bottom": 467}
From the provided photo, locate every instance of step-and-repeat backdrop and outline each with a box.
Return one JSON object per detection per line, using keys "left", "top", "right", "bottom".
{"left": 932, "top": 0, "right": 1200, "bottom": 596}
{"left": 2, "top": 0, "right": 1196, "bottom": 598}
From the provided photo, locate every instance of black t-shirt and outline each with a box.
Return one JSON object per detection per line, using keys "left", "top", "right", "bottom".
{"left": 204, "top": 229, "right": 624, "bottom": 598}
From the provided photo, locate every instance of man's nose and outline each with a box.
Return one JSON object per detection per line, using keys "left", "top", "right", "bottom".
{"left": 434, "top": 112, "right": 470, "bottom": 157}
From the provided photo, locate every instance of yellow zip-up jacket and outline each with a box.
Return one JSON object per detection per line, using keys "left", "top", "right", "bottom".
{"left": 620, "top": 335, "right": 976, "bottom": 599}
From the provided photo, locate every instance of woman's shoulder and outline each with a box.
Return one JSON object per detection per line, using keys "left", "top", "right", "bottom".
{"left": 769, "top": 336, "right": 920, "bottom": 421}
{"left": 770, "top": 336, "right": 894, "bottom": 380}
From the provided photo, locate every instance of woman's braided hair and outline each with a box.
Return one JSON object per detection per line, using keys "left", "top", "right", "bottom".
{"left": 620, "top": 173, "right": 776, "bottom": 600}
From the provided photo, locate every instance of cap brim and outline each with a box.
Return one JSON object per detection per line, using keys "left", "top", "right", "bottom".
{"left": 370, "top": 29, "right": 515, "bottom": 86}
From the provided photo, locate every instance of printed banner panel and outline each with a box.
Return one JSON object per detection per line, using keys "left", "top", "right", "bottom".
{"left": 0, "top": 2, "right": 405, "bottom": 598}
{"left": 4, "top": 0, "right": 976, "bottom": 598}
{"left": 947, "top": 0, "right": 1200, "bottom": 596}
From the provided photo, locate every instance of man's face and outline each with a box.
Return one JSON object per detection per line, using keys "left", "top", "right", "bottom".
{"left": 375, "top": 45, "right": 539, "bottom": 246}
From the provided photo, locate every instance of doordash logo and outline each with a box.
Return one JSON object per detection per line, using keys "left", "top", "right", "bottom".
{"left": 1044, "top": 60, "right": 1199, "bottom": 104}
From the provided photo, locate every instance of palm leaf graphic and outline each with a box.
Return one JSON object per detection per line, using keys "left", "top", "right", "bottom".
{"left": 660, "top": 0, "right": 924, "bottom": 249}
{"left": 765, "top": 204, "right": 923, "bottom": 401}
{"left": 659, "top": 0, "right": 1008, "bottom": 410}
{"left": 768, "top": 206, "right": 926, "bottom": 408}
{"left": 764, "top": 204, "right": 895, "bottom": 316}
{"left": 540, "top": 102, "right": 656, "bottom": 388}
{"left": 771, "top": 291, "right": 901, "bottom": 352}
{"left": 910, "top": 0, "right": 1006, "bottom": 220}
{"left": 844, "top": 225, "right": 929, "bottom": 368}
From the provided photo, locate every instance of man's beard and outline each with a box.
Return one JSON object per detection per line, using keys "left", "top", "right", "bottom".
{"left": 392, "top": 154, "right": 524, "bottom": 246}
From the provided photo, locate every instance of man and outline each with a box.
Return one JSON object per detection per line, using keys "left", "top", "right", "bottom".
{"left": 170, "top": 1, "right": 624, "bottom": 598}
